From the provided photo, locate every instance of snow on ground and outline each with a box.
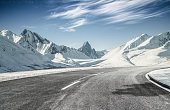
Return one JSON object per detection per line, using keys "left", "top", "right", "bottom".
{"left": 1, "top": 29, "right": 170, "bottom": 84}
{"left": 98, "top": 31, "right": 170, "bottom": 67}
{"left": 147, "top": 68, "right": 170, "bottom": 91}
{"left": 97, "top": 47, "right": 134, "bottom": 67}
{"left": 0, "top": 67, "right": 101, "bottom": 82}
{"left": 73, "top": 59, "right": 105, "bottom": 67}
{"left": 127, "top": 47, "right": 168, "bottom": 66}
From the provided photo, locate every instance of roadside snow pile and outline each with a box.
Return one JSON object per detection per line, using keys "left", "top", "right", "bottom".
{"left": 147, "top": 68, "right": 170, "bottom": 90}
{"left": 0, "top": 67, "right": 99, "bottom": 82}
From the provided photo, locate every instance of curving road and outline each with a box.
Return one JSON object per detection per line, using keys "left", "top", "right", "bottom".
{"left": 0, "top": 67, "right": 170, "bottom": 110}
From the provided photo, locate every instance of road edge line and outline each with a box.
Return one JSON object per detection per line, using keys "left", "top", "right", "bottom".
{"left": 145, "top": 73, "right": 170, "bottom": 93}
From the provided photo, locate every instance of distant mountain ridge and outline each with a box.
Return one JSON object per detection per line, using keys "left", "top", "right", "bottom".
{"left": 17, "top": 29, "right": 90, "bottom": 59}
{"left": 3, "top": 29, "right": 106, "bottom": 59}
{"left": 78, "top": 41, "right": 107, "bottom": 59}
{"left": 78, "top": 41, "right": 98, "bottom": 59}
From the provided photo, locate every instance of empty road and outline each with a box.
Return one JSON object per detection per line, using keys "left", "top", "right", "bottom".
{"left": 0, "top": 67, "right": 170, "bottom": 110}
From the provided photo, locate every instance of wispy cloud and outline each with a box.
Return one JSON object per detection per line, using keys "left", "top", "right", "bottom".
{"left": 47, "top": 0, "right": 170, "bottom": 31}
{"left": 48, "top": 6, "right": 89, "bottom": 19}
{"left": 22, "top": 25, "right": 36, "bottom": 29}
{"left": 59, "top": 18, "right": 86, "bottom": 32}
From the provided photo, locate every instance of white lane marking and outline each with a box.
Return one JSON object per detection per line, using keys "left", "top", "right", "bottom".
{"left": 61, "top": 81, "right": 80, "bottom": 91}
{"left": 61, "top": 72, "right": 104, "bottom": 91}
{"left": 145, "top": 73, "right": 170, "bottom": 93}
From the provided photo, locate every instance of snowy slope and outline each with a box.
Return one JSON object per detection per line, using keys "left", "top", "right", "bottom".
{"left": 100, "top": 46, "right": 133, "bottom": 67}
{"left": 99, "top": 31, "right": 170, "bottom": 67}
{"left": 0, "top": 35, "right": 68, "bottom": 73}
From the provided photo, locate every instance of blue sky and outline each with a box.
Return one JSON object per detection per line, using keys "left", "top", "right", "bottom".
{"left": 0, "top": 0, "right": 170, "bottom": 50}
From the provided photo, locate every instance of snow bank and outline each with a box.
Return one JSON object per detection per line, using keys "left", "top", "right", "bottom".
{"left": 0, "top": 67, "right": 100, "bottom": 82}
{"left": 147, "top": 68, "right": 170, "bottom": 91}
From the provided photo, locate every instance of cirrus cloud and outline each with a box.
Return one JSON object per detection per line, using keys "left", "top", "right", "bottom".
{"left": 47, "top": 0, "right": 170, "bottom": 32}
{"left": 59, "top": 18, "right": 86, "bottom": 32}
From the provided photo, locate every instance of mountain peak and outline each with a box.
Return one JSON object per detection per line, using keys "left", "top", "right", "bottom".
{"left": 78, "top": 41, "right": 105, "bottom": 59}
{"left": 21, "top": 29, "right": 32, "bottom": 35}
{"left": 84, "top": 41, "right": 89, "bottom": 44}
{"left": 80, "top": 41, "right": 92, "bottom": 50}
{"left": 1, "top": 30, "right": 14, "bottom": 35}
{"left": 1, "top": 29, "right": 10, "bottom": 32}
{"left": 141, "top": 33, "right": 148, "bottom": 36}
{"left": 83, "top": 41, "right": 91, "bottom": 47}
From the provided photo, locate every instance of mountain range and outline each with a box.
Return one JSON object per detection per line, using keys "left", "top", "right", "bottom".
{"left": 1, "top": 29, "right": 170, "bottom": 73}
{"left": 0, "top": 29, "right": 106, "bottom": 73}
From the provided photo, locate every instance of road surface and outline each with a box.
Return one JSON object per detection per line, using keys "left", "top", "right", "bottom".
{"left": 0, "top": 67, "right": 170, "bottom": 110}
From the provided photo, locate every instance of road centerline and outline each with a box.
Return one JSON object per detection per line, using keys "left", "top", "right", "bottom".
{"left": 61, "top": 81, "right": 81, "bottom": 90}
{"left": 61, "top": 72, "right": 104, "bottom": 91}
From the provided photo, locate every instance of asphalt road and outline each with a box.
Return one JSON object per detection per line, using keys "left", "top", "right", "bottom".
{"left": 0, "top": 67, "right": 170, "bottom": 110}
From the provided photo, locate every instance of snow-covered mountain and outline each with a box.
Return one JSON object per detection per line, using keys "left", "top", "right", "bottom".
{"left": 99, "top": 31, "right": 170, "bottom": 67}
{"left": 78, "top": 41, "right": 106, "bottom": 59}
{"left": 0, "top": 29, "right": 88, "bottom": 73}
{"left": 0, "top": 29, "right": 106, "bottom": 73}
{"left": 18, "top": 29, "right": 89, "bottom": 60}
{"left": 3, "top": 29, "right": 170, "bottom": 71}
{"left": 0, "top": 33, "right": 68, "bottom": 73}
